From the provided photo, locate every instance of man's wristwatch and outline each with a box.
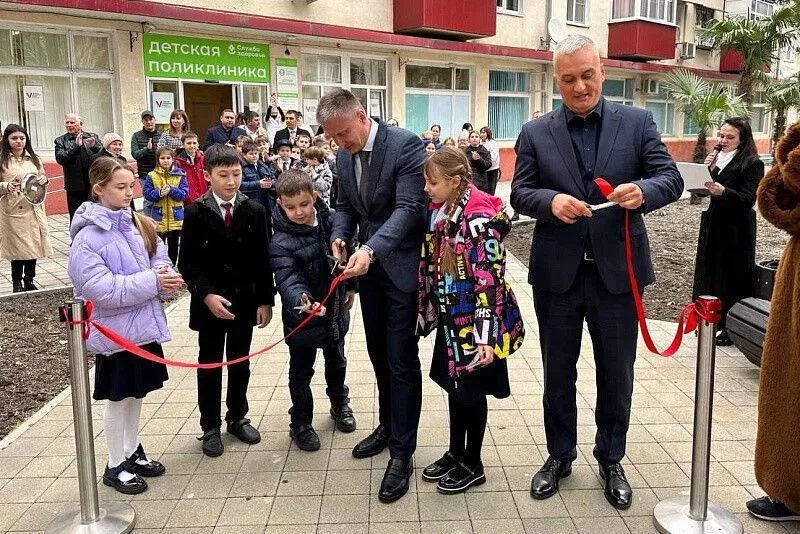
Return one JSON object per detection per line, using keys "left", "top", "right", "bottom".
{"left": 359, "top": 245, "right": 376, "bottom": 263}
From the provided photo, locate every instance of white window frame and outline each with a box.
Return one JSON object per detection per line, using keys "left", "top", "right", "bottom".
{"left": 694, "top": 5, "right": 716, "bottom": 49}
{"left": 750, "top": 89, "right": 770, "bottom": 134}
{"left": 405, "top": 61, "right": 472, "bottom": 139}
{"left": 566, "top": 0, "right": 590, "bottom": 26}
{"left": 750, "top": 0, "right": 774, "bottom": 20}
{"left": 611, "top": 0, "right": 677, "bottom": 24}
{"left": 0, "top": 24, "right": 117, "bottom": 155}
{"left": 497, "top": 0, "right": 522, "bottom": 16}
{"left": 488, "top": 69, "right": 532, "bottom": 140}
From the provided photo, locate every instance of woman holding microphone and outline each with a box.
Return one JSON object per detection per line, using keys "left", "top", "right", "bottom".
{"left": 692, "top": 117, "right": 764, "bottom": 345}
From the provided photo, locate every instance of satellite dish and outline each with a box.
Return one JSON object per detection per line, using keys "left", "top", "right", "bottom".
{"left": 548, "top": 18, "right": 567, "bottom": 43}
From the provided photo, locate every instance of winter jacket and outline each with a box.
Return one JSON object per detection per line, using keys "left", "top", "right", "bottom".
{"left": 241, "top": 159, "right": 276, "bottom": 208}
{"left": 54, "top": 131, "right": 102, "bottom": 192}
{"left": 131, "top": 129, "right": 159, "bottom": 178}
{"left": 270, "top": 198, "right": 350, "bottom": 348}
{"left": 0, "top": 156, "right": 53, "bottom": 260}
{"left": 310, "top": 161, "right": 334, "bottom": 207}
{"left": 464, "top": 145, "right": 493, "bottom": 193}
{"left": 68, "top": 202, "right": 174, "bottom": 355}
{"left": 202, "top": 125, "right": 247, "bottom": 151}
{"left": 178, "top": 191, "right": 275, "bottom": 331}
{"left": 417, "top": 184, "right": 524, "bottom": 377}
{"left": 174, "top": 149, "right": 207, "bottom": 205}
{"left": 143, "top": 166, "right": 188, "bottom": 233}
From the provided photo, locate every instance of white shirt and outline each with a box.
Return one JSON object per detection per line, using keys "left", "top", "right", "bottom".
{"left": 355, "top": 119, "right": 380, "bottom": 184}
{"left": 716, "top": 149, "right": 738, "bottom": 172}
{"left": 212, "top": 191, "right": 236, "bottom": 219}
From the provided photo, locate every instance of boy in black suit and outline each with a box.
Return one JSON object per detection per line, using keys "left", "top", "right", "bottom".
{"left": 178, "top": 144, "right": 275, "bottom": 457}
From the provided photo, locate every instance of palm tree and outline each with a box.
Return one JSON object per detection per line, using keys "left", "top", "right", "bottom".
{"left": 664, "top": 70, "right": 750, "bottom": 163}
{"left": 698, "top": 3, "right": 800, "bottom": 106}
{"left": 763, "top": 73, "right": 800, "bottom": 154}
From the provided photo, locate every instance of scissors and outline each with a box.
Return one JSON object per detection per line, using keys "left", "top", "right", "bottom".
{"left": 586, "top": 201, "right": 616, "bottom": 211}
{"left": 327, "top": 254, "right": 346, "bottom": 275}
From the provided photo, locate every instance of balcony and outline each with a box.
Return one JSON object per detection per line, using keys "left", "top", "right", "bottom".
{"left": 393, "top": 0, "right": 497, "bottom": 40}
{"left": 607, "top": 20, "right": 678, "bottom": 61}
{"left": 719, "top": 49, "right": 771, "bottom": 73}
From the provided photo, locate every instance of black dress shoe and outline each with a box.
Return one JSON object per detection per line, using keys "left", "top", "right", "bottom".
{"left": 352, "top": 424, "right": 389, "bottom": 459}
{"left": 12, "top": 282, "right": 23, "bottom": 293}
{"left": 437, "top": 460, "right": 485, "bottom": 494}
{"left": 530, "top": 456, "right": 572, "bottom": 499}
{"left": 23, "top": 279, "right": 36, "bottom": 291}
{"left": 290, "top": 424, "right": 321, "bottom": 451}
{"left": 422, "top": 451, "right": 460, "bottom": 482}
{"left": 102, "top": 461, "right": 148, "bottom": 495}
{"left": 198, "top": 428, "right": 224, "bottom": 457}
{"left": 227, "top": 418, "right": 261, "bottom": 444}
{"left": 716, "top": 329, "right": 733, "bottom": 346}
{"left": 127, "top": 443, "right": 165, "bottom": 477}
{"left": 330, "top": 404, "right": 357, "bottom": 433}
{"left": 378, "top": 458, "right": 413, "bottom": 503}
{"left": 599, "top": 462, "right": 632, "bottom": 509}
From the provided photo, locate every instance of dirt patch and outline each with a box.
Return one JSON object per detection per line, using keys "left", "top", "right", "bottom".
{"left": 0, "top": 288, "right": 186, "bottom": 440}
{"left": 505, "top": 199, "right": 790, "bottom": 321}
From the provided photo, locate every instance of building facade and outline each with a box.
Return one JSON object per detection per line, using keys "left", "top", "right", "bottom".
{"left": 0, "top": 0, "right": 796, "bottom": 177}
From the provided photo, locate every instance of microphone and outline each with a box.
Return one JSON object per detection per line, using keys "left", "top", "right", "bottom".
{"left": 708, "top": 143, "right": 723, "bottom": 166}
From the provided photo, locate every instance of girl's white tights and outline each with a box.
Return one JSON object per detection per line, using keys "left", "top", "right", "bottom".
{"left": 104, "top": 397, "right": 143, "bottom": 481}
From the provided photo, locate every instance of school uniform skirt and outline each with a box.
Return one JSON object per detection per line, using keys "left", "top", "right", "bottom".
{"left": 93, "top": 342, "right": 169, "bottom": 401}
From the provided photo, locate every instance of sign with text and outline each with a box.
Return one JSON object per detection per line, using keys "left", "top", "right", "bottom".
{"left": 275, "top": 58, "right": 299, "bottom": 111}
{"left": 22, "top": 85, "right": 44, "bottom": 112}
{"left": 144, "top": 34, "right": 270, "bottom": 84}
{"left": 152, "top": 92, "right": 175, "bottom": 124}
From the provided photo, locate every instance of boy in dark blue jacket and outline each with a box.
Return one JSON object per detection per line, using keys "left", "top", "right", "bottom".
{"left": 240, "top": 139, "right": 277, "bottom": 223}
{"left": 269, "top": 169, "right": 356, "bottom": 451}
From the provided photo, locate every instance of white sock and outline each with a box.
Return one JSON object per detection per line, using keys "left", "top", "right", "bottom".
{"left": 104, "top": 400, "right": 134, "bottom": 482}
{"left": 123, "top": 397, "right": 144, "bottom": 462}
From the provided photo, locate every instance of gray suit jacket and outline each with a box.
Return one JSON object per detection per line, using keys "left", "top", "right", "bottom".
{"left": 331, "top": 121, "right": 427, "bottom": 294}
{"left": 510, "top": 99, "right": 683, "bottom": 295}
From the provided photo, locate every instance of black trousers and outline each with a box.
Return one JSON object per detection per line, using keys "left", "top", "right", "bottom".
{"left": 448, "top": 394, "right": 488, "bottom": 465}
{"left": 158, "top": 230, "right": 181, "bottom": 266}
{"left": 10, "top": 259, "right": 36, "bottom": 283}
{"left": 533, "top": 262, "right": 638, "bottom": 464}
{"left": 486, "top": 169, "right": 500, "bottom": 195}
{"left": 197, "top": 322, "right": 254, "bottom": 431}
{"left": 359, "top": 264, "right": 422, "bottom": 460}
{"left": 288, "top": 341, "right": 350, "bottom": 428}
{"left": 67, "top": 190, "right": 89, "bottom": 221}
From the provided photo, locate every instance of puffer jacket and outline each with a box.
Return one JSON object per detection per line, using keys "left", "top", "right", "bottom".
{"left": 174, "top": 149, "right": 207, "bottom": 205}
{"left": 241, "top": 159, "right": 276, "bottom": 209}
{"left": 68, "top": 202, "right": 174, "bottom": 355}
{"left": 54, "top": 132, "right": 102, "bottom": 192}
{"left": 269, "top": 198, "right": 351, "bottom": 348}
{"left": 143, "top": 165, "right": 188, "bottom": 233}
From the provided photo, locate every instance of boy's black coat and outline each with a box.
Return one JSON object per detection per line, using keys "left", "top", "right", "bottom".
{"left": 270, "top": 198, "right": 350, "bottom": 348}
{"left": 179, "top": 191, "right": 275, "bottom": 331}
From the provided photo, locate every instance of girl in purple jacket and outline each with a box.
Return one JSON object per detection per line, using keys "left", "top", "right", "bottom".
{"left": 68, "top": 157, "right": 183, "bottom": 495}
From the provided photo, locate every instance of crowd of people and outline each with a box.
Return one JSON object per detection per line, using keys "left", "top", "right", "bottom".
{"left": 0, "top": 33, "right": 796, "bottom": 522}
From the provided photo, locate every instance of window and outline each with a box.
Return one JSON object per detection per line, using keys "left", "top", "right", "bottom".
{"left": 0, "top": 27, "right": 114, "bottom": 153}
{"left": 612, "top": 0, "right": 675, "bottom": 23}
{"left": 497, "top": 0, "right": 520, "bottom": 13}
{"left": 644, "top": 86, "right": 675, "bottom": 135}
{"left": 488, "top": 70, "right": 530, "bottom": 140}
{"left": 405, "top": 64, "right": 471, "bottom": 139}
{"left": 750, "top": 0, "right": 774, "bottom": 19}
{"left": 350, "top": 57, "right": 387, "bottom": 120}
{"left": 751, "top": 89, "right": 769, "bottom": 134}
{"left": 695, "top": 6, "right": 716, "bottom": 49}
{"left": 683, "top": 115, "right": 700, "bottom": 135}
{"left": 567, "top": 0, "right": 588, "bottom": 25}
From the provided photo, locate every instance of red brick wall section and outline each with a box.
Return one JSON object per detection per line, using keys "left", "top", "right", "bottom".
{"left": 497, "top": 138, "right": 771, "bottom": 181}
{"left": 41, "top": 160, "right": 141, "bottom": 216}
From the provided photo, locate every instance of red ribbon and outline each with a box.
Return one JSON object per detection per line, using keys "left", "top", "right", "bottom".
{"left": 65, "top": 273, "right": 347, "bottom": 369}
{"left": 593, "top": 177, "right": 715, "bottom": 357}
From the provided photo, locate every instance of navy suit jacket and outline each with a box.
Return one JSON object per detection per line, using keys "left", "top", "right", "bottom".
{"left": 510, "top": 100, "right": 683, "bottom": 295}
{"left": 331, "top": 121, "right": 427, "bottom": 294}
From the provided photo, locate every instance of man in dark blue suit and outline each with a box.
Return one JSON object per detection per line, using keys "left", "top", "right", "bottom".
{"left": 511, "top": 35, "right": 683, "bottom": 509}
{"left": 317, "top": 89, "right": 426, "bottom": 503}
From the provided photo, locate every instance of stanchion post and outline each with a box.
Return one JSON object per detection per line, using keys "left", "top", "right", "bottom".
{"left": 652, "top": 296, "right": 743, "bottom": 534}
{"left": 47, "top": 299, "right": 136, "bottom": 534}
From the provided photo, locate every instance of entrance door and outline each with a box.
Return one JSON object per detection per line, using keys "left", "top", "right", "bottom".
{"left": 183, "top": 83, "right": 234, "bottom": 142}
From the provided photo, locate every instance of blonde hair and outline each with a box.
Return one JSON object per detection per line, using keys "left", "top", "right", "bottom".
{"left": 423, "top": 147, "right": 472, "bottom": 275}
{"left": 88, "top": 157, "right": 158, "bottom": 258}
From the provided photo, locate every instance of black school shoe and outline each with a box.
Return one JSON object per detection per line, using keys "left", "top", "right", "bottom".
{"left": 102, "top": 461, "right": 148, "bottom": 495}
{"left": 127, "top": 443, "right": 165, "bottom": 477}
{"left": 198, "top": 428, "right": 224, "bottom": 457}
{"left": 227, "top": 418, "right": 261, "bottom": 444}
{"left": 716, "top": 329, "right": 733, "bottom": 346}
{"left": 422, "top": 451, "right": 460, "bottom": 482}
{"left": 330, "top": 404, "right": 357, "bottom": 433}
{"left": 290, "top": 424, "right": 321, "bottom": 451}
{"left": 436, "top": 460, "right": 486, "bottom": 494}
{"left": 747, "top": 496, "right": 800, "bottom": 521}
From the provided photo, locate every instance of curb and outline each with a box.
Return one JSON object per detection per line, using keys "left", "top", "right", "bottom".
{"left": 0, "top": 283, "right": 74, "bottom": 300}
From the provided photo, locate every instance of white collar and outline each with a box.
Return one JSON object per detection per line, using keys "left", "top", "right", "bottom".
{"left": 717, "top": 149, "right": 738, "bottom": 171}
{"left": 362, "top": 119, "right": 379, "bottom": 152}
{"left": 212, "top": 191, "right": 236, "bottom": 210}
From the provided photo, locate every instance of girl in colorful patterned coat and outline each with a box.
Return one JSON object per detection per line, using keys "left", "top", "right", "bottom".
{"left": 417, "top": 146, "right": 525, "bottom": 495}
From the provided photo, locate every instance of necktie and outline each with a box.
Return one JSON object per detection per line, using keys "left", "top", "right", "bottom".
{"left": 284, "top": 160, "right": 289, "bottom": 171}
{"left": 358, "top": 150, "right": 371, "bottom": 203}
{"left": 222, "top": 202, "right": 232, "bottom": 228}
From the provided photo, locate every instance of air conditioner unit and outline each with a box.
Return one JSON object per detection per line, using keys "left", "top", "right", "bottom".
{"left": 678, "top": 42, "right": 696, "bottom": 59}
{"left": 641, "top": 78, "right": 660, "bottom": 96}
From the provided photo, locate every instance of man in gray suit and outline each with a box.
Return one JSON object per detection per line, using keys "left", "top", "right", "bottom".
{"left": 511, "top": 35, "right": 683, "bottom": 509}
{"left": 317, "top": 89, "right": 426, "bottom": 503}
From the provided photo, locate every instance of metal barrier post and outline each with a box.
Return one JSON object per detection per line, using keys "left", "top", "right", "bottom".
{"left": 47, "top": 300, "right": 136, "bottom": 534}
{"left": 653, "top": 296, "right": 743, "bottom": 534}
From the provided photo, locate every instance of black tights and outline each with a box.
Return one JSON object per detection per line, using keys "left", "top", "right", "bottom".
{"left": 448, "top": 394, "right": 488, "bottom": 465}
{"left": 11, "top": 259, "right": 36, "bottom": 283}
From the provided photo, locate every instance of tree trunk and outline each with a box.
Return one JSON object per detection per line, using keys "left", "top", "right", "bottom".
{"left": 739, "top": 73, "right": 756, "bottom": 107}
{"left": 771, "top": 107, "right": 787, "bottom": 156}
{"left": 690, "top": 130, "right": 709, "bottom": 205}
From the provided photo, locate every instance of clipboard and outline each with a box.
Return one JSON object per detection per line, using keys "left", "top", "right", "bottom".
{"left": 676, "top": 162, "right": 713, "bottom": 195}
